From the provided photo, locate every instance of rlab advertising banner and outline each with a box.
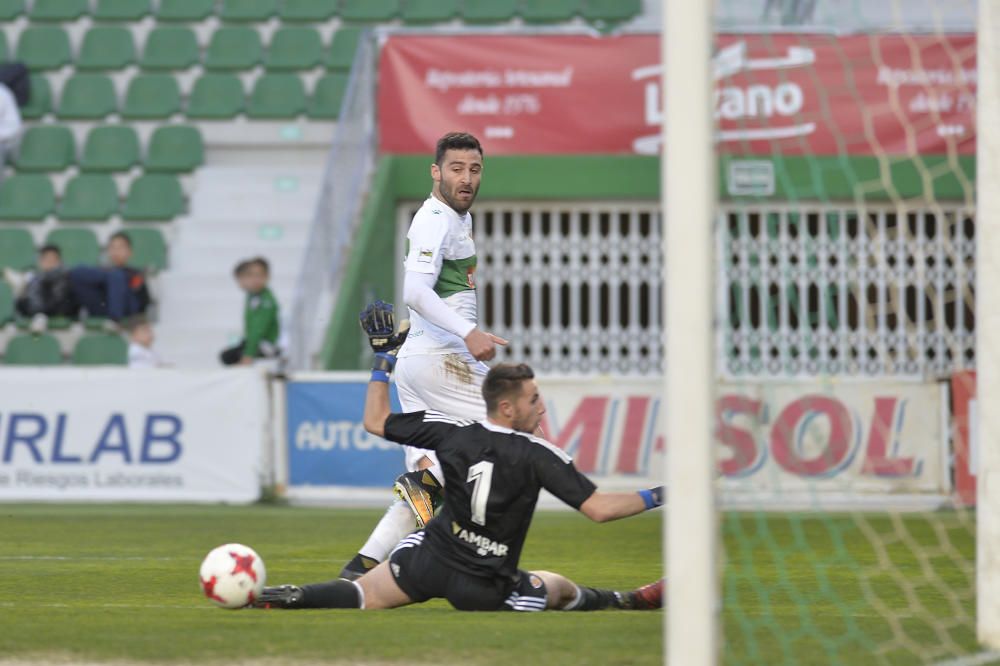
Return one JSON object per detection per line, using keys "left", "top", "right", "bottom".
{"left": 378, "top": 33, "right": 975, "bottom": 156}
{"left": 0, "top": 369, "right": 267, "bottom": 502}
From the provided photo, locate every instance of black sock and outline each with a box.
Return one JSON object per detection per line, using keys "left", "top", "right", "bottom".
{"left": 299, "top": 579, "right": 362, "bottom": 609}
{"left": 565, "top": 586, "right": 625, "bottom": 611}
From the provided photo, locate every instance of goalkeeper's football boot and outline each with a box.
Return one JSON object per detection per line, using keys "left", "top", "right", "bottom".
{"left": 393, "top": 470, "right": 441, "bottom": 528}
{"left": 253, "top": 584, "right": 305, "bottom": 609}
{"left": 620, "top": 579, "right": 664, "bottom": 610}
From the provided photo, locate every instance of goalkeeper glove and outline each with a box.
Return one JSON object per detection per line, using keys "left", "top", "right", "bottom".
{"left": 359, "top": 300, "right": 410, "bottom": 383}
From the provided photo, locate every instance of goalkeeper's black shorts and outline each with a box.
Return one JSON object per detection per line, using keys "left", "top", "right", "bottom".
{"left": 388, "top": 531, "right": 548, "bottom": 612}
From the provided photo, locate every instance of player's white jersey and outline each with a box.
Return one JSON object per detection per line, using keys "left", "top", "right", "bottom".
{"left": 398, "top": 194, "right": 477, "bottom": 358}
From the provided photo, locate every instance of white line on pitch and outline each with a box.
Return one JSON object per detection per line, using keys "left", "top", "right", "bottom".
{"left": 933, "top": 652, "right": 1000, "bottom": 666}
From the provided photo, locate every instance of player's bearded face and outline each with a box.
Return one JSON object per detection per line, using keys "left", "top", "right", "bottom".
{"left": 510, "top": 380, "right": 545, "bottom": 433}
{"left": 433, "top": 149, "right": 482, "bottom": 214}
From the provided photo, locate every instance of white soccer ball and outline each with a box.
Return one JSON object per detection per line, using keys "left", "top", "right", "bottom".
{"left": 198, "top": 543, "right": 267, "bottom": 609}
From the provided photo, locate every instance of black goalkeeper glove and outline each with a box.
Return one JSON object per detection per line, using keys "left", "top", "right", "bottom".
{"left": 359, "top": 300, "right": 410, "bottom": 382}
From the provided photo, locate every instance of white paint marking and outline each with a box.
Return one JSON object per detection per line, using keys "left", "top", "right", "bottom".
{"left": 933, "top": 651, "right": 1000, "bottom": 666}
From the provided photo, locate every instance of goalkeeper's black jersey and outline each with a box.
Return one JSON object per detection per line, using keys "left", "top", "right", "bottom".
{"left": 383, "top": 411, "right": 597, "bottom": 579}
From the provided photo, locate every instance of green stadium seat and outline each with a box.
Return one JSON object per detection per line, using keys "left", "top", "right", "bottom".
{"left": 16, "top": 27, "right": 72, "bottom": 71}
{"left": 77, "top": 27, "right": 136, "bottom": 71}
{"left": 4, "top": 333, "right": 62, "bottom": 365}
{"left": 266, "top": 27, "right": 323, "bottom": 71}
{"left": 72, "top": 334, "right": 127, "bottom": 365}
{"left": 156, "top": 0, "right": 214, "bottom": 21}
{"left": 462, "top": 0, "right": 517, "bottom": 22}
{"left": 144, "top": 125, "right": 204, "bottom": 173}
{"left": 279, "top": 0, "right": 336, "bottom": 21}
{"left": 325, "top": 26, "right": 363, "bottom": 71}
{"left": 29, "top": 0, "right": 88, "bottom": 21}
{"left": 122, "top": 74, "right": 181, "bottom": 119}
{"left": 0, "top": 175, "right": 55, "bottom": 221}
{"left": 122, "top": 174, "right": 184, "bottom": 221}
{"left": 521, "top": 0, "right": 578, "bottom": 22}
{"left": 140, "top": 27, "right": 199, "bottom": 71}
{"left": 0, "top": 32, "right": 7, "bottom": 63}
{"left": 21, "top": 75, "right": 52, "bottom": 120}
{"left": 13, "top": 125, "right": 75, "bottom": 172}
{"left": 307, "top": 73, "right": 348, "bottom": 119}
{"left": 57, "top": 74, "right": 117, "bottom": 120}
{"left": 218, "top": 0, "right": 276, "bottom": 22}
{"left": 122, "top": 228, "right": 167, "bottom": 271}
{"left": 45, "top": 228, "right": 100, "bottom": 266}
{"left": 0, "top": 229, "right": 36, "bottom": 271}
{"left": 205, "top": 27, "right": 263, "bottom": 71}
{"left": 186, "top": 74, "right": 244, "bottom": 118}
{"left": 581, "top": 0, "right": 640, "bottom": 23}
{"left": 0, "top": 281, "right": 13, "bottom": 325}
{"left": 80, "top": 126, "right": 140, "bottom": 173}
{"left": 247, "top": 74, "right": 306, "bottom": 118}
{"left": 57, "top": 175, "right": 119, "bottom": 222}
{"left": 0, "top": 0, "right": 25, "bottom": 20}
{"left": 340, "top": 0, "right": 398, "bottom": 22}
{"left": 402, "top": 0, "right": 458, "bottom": 23}
{"left": 93, "top": 0, "right": 152, "bottom": 20}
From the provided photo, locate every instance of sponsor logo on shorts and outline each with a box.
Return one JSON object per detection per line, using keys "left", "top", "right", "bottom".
{"left": 391, "top": 563, "right": 401, "bottom": 577}
{"left": 529, "top": 575, "right": 543, "bottom": 589}
{"left": 452, "top": 521, "right": 509, "bottom": 557}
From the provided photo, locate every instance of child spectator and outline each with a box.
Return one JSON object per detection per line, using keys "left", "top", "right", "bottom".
{"left": 5, "top": 244, "right": 77, "bottom": 332}
{"left": 220, "top": 257, "right": 280, "bottom": 366}
{"left": 125, "top": 316, "right": 163, "bottom": 369}
{"left": 68, "top": 232, "right": 151, "bottom": 326}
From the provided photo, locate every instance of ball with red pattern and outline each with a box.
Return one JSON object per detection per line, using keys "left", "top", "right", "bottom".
{"left": 198, "top": 543, "right": 267, "bottom": 609}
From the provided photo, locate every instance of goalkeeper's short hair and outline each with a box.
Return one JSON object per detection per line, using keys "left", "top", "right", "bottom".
{"left": 482, "top": 363, "right": 534, "bottom": 413}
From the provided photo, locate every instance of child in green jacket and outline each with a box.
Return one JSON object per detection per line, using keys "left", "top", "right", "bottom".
{"left": 220, "top": 257, "right": 280, "bottom": 366}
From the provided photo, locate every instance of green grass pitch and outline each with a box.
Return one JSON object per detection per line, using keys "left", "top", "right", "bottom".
{"left": 0, "top": 504, "right": 982, "bottom": 665}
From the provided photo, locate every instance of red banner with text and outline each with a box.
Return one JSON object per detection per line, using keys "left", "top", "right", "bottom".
{"left": 378, "top": 33, "right": 976, "bottom": 156}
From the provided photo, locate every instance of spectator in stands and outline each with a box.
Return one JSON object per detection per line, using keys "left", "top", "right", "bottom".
{"left": 68, "top": 232, "right": 151, "bottom": 328}
{"left": 5, "top": 244, "right": 77, "bottom": 333}
{"left": 125, "top": 316, "right": 164, "bottom": 369}
{"left": 220, "top": 257, "right": 280, "bottom": 366}
{"left": 0, "top": 80, "right": 22, "bottom": 177}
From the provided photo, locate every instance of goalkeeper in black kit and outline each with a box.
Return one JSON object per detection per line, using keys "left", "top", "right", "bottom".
{"left": 256, "top": 301, "right": 664, "bottom": 612}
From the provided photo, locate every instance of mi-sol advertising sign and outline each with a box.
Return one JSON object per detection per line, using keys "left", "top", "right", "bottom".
{"left": 378, "top": 33, "right": 975, "bottom": 156}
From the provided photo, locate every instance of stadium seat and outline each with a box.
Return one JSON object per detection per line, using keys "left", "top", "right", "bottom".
{"left": 80, "top": 126, "right": 141, "bottom": 173}
{"left": 402, "top": 0, "right": 458, "bottom": 23}
{"left": 0, "top": 32, "right": 7, "bottom": 62}
{"left": 0, "top": 229, "right": 36, "bottom": 271}
{"left": 93, "top": 0, "right": 152, "bottom": 20}
{"left": 462, "top": 0, "right": 517, "bottom": 22}
{"left": 279, "top": 0, "right": 336, "bottom": 22}
{"left": 13, "top": 125, "right": 75, "bottom": 172}
{"left": 581, "top": 0, "right": 640, "bottom": 23}
{"left": 144, "top": 125, "right": 204, "bottom": 173}
{"left": 156, "top": 0, "right": 214, "bottom": 21}
{"left": 4, "top": 334, "right": 62, "bottom": 365}
{"left": 521, "top": 0, "right": 578, "bottom": 22}
{"left": 72, "top": 334, "right": 128, "bottom": 365}
{"left": 57, "top": 174, "right": 119, "bottom": 221}
{"left": 21, "top": 75, "right": 52, "bottom": 120}
{"left": 140, "top": 27, "right": 199, "bottom": 71}
{"left": 247, "top": 74, "right": 306, "bottom": 118}
{"left": 186, "top": 74, "right": 245, "bottom": 118}
{"left": 29, "top": 0, "right": 88, "bottom": 21}
{"left": 218, "top": 0, "right": 276, "bottom": 22}
{"left": 45, "top": 228, "right": 100, "bottom": 266}
{"left": 307, "top": 73, "right": 348, "bottom": 119}
{"left": 122, "top": 74, "right": 181, "bottom": 119}
{"left": 266, "top": 27, "right": 323, "bottom": 71}
{"left": 0, "top": 281, "right": 14, "bottom": 325}
{"left": 77, "top": 27, "right": 137, "bottom": 71}
{"left": 122, "top": 174, "right": 184, "bottom": 221}
{"left": 0, "top": 0, "right": 25, "bottom": 20}
{"left": 122, "top": 228, "right": 167, "bottom": 271}
{"left": 205, "top": 27, "right": 263, "bottom": 71}
{"left": 325, "top": 26, "right": 363, "bottom": 71}
{"left": 339, "top": 0, "right": 398, "bottom": 22}
{"left": 0, "top": 175, "right": 56, "bottom": 221}
{"left": 16, "top": 27, "right": 72, "bottom": 71}
{"left": 57, "top": 74, "right": 117, "bottom": 120}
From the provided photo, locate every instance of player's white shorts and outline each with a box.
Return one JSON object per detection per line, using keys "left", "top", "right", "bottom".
{"left": 395, "top": 352, "right": 488, "bottom": 475}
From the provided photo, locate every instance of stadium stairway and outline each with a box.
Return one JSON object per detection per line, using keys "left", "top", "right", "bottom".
{"left": 153, "top": 159, "right": 321, "bottom": 368}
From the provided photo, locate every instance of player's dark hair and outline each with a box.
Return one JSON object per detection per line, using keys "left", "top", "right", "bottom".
{"left": 123, "top": 314, "right": 149, "bottom": 334}
{"left": 247, "top": 256, "right": 269, "bottom": 274}
{"left": 38, "top": 244, "right": 61, "bottom": 257}
{"left": 435, "top": 132, "right": 483, "bottom": 166}
{"left": 109, "top": 231, "right": 132, "bottom": 248}
{"left": 482, "top": 363, "right": 535, "bottom": 413}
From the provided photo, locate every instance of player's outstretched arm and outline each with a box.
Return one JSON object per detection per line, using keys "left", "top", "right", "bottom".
{"left": 359, "top": 300, "right": 408, "bottom": 438}
{"left": 578, "top": 486, "right": 665, "bottom": 523}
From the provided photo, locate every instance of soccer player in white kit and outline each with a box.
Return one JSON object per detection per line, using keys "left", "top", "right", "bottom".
{"left": 340, "top": 132, "right": 506, "bottom": 580}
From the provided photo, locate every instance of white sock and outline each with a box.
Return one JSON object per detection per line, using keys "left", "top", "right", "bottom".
{"left": 358, "top": 499, "right": 415, "bottom": 563}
